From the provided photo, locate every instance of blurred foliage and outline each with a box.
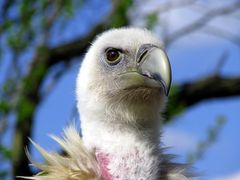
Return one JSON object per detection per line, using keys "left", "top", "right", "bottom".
{"left": 0, "top": 101, "right": 10, "bottom": 114}
{"left": 0, "top": 171, "right": 9, "bottom": 179}
{"left": 0, "top": 0, "right": 77, "bottom": 177}
{"left": 110, "top": 0, "right": 133, "bottom": 27}
{"left": 0, "top": 0, "right": 76, "bottom": 53}
{"left": 146, "top": 12, "right": 158, "bottom": 30}
{"left": 164, "top": 85, "right": 186, "bottom": 122}
{"left": 0, "top": 20, "right": 13, "bottom": 32}
{"left": 17, "top": 97, "right": 35, "bottom": 123}
{"left": 63, "top": 0, "right": 74, "bottom": 17}
{"left": 186, "top": 116, "right": 226, "bottom": 164}
{"left": 0, "top": 145, "right": 12, "bottom": 160}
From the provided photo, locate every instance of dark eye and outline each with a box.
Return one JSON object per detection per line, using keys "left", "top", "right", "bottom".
{"left": 105, "top": 48, "right": 121, "bottom": 65}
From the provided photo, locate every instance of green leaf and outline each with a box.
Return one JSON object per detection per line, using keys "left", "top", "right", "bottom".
{"left": 0, "top": 145, "right": 12, "bottom": 159}
{"left": 0, "top": 20, "right": 13, "bottom": 33}
{"left": 17, "top": 97, "right": 35, "bottom": 123}
{"left": 0, "top": 101, "right": 10, "bottom": 114}
{"left": 110, "top": 0, "right": 133, "bottom": 28}
{"left": 63, "top": 0, "right": 74, "bottom": 17}
{"left": 40, "top": 0, "right": 49, "bottom": 10}
{"left": 147, "top": 12, "right": 158, "bottom": 30}
{"left": 19, "top": 0, "right": 35, "bottom": 32}
{"left": 7, "top": 33, "right": 26, "bottom": 51}
{"left": 19, "top": 0, "right": 34, "bottom": 16}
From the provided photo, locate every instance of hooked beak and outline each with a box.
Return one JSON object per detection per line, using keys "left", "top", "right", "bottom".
{"left": 136, "top": 44, "right": 172, "bottom": 96}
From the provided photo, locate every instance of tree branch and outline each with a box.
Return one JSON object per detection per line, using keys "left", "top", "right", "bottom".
{"left": 165, "top": 75, "right": 240, "bottom": 121}
{"left": 12, "top": 49, "right": 48, "bottom": 177}
{"left": 165, "top": 1, "right": 240, "bottom": 46}
{"left": 202, "top": 25, "right": 240, "bottom": 47}
{"left": 47, "top": 1, "right": 240, "bottom": 64}
{"left": 47, "top": 0, "right": 132, "bottom": 66}
{"left": 47, "top": 23, "right": 107, "bottom": 65}
{"left": 180, "top": 76, "right": 240, "bottom": 105}
{"left": 157, "top": 0, "right": 196, "bottom": 13}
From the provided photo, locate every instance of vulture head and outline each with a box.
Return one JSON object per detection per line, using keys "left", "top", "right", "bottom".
{"left": 77, "top": 28, "right": 171, "bottom": 127}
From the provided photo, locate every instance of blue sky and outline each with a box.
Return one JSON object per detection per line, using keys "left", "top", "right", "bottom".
{"left": 1, "top": 0, "right": 240, "bottom": 179}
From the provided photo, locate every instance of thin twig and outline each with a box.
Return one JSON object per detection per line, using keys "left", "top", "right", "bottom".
{"left": 202, "top": 25, "right": 240, "bottom": 47}
{"left": 165, "top": 1, "right": 240, "bottom": 46}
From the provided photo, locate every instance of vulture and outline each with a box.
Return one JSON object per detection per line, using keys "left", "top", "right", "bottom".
{"left": 24, "top": 28, "right": 193, "bottom": 180}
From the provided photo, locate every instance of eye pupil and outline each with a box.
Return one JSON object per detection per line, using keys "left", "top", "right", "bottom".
{"left": 106, "top": 49, "right": 120, "bottom": 62}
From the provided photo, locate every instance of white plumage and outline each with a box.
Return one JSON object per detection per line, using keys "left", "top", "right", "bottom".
{"left": 24, "top": 28, "right": 193, "bottom": 180}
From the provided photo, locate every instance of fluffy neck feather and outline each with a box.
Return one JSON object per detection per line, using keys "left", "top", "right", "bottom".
{"left": 77, "top": 87, "right": 191, "bottom": 179}
{"left": 79, "top": 93, "right": 164, "bottom": 179}
{"left": 82, "top": 119, "right": 162, "bottom": 179}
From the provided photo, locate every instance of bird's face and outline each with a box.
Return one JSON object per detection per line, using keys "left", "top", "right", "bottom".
{"left": 103, "top": 44, "right": 171, "bottom": 96}
{"left": 77, "top": 28, "right": 171, "bottom": 121}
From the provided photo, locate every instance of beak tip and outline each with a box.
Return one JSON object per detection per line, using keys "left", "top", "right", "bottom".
{"left": 161, "top": 80, "right": 170, "bottom": 96}
{"left": 165, "top": 88, "right": 170, "bottom": 96}
{"left": 137, "top": 45, "right": 172, "bottom": 97}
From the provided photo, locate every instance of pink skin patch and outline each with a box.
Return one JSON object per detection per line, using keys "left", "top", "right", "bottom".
{"left": 95, "top": 148, "right": 141, "bottom": 180}
{"left": 96, "top": 150, "right": 113, "bottom": 180}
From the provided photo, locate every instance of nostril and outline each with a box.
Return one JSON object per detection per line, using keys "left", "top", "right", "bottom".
{"left": 137, "top": 50, "right": 148, "bottom": 63}
{"left": 136, "top": 44, "right": 156, "bottom": 64}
